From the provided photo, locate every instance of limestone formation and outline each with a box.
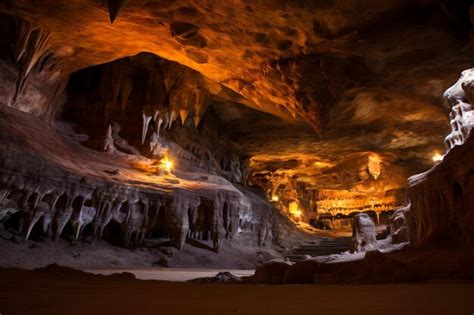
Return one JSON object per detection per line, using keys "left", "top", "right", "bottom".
{"left": 350, "top": 213, "right": 377, "bottom": 253}
{"left": 390, "top": 205, "right": 410, "bottom": 244}
{"left": 0, "top": 103, "right": 286, "bottom": 251}
{"left": 0, "top": 0, "right": 473, "bottom": 266}
{"left": 406, "top": 69, "right": 474, "bottom": 245}
{"left": 444, "top": 69, "right": 474, "bottom": 150}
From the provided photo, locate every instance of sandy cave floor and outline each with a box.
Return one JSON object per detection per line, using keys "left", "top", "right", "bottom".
{"left": 0, "top": 237, "right": 286, "bottom": 270}
{"left": 0, "top": 266, "right": 473, "bottom": 315}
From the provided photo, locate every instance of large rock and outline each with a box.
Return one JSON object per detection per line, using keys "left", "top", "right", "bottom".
{"left": 408, "top": 69, "right": 474, "bottom": 245}
{"left": 350, "top": 213, "right": 377, "bottom": 253}
{"left": 390, "top": 205, "right": 410, "bottom": 244}
{"left": 283, "top": 260, "right": 322, "bottom": 284}
{"left": 251, "top": 261, "right": 290, "bottom": 284}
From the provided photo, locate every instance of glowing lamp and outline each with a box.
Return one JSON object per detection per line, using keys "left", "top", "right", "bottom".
{"left": 288, "top": 201, "right": 302, "bottom": 219}
{"left": 271, "top": 195, "right": 279, "bottom": 202}
{"left": 432, "top": 153, "right": 443, "bottom": 163}
{"left": 160, "top": 156, "right": 174, "bottom": 172}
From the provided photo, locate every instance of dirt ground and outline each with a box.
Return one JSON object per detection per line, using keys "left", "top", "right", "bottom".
{"left": 1, "top": 266, "right": 474, "bottom": 315}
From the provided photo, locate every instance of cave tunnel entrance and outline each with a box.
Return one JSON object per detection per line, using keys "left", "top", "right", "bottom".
{"left": 149, "top": 205, "right": 170, "bottom": 240}
{"left": 102, "top": 220, "right": 124, "bottom": 247}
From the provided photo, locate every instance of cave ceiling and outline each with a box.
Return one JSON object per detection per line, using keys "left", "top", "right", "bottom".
{"left": 1, "top": 0, "right": 473, "bottom": 184}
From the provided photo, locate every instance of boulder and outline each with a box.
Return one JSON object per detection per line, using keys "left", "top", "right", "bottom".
{"left": 351, "top": 213, "right": 377, "bottom": 253}
{"left": 283, "top": 260, "right": 322, "bottom": 284}
{"left": 251, "top": 261, "right": 290, "bottom": 284}
{"left": 189, "top": 272, "right": 241, "bottom": 284}
{"left": 390, "top": 205, "right": 410, "bottom": 244}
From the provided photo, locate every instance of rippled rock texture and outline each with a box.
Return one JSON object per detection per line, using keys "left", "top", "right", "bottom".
{"left": 0, "top": 102, "right": 294, "bottom": 251}
{"left": 0, "top": 0, "right": 473, "bottom": 254}
{"left": 407, "top": 69, "right": 474, "bottom": 245}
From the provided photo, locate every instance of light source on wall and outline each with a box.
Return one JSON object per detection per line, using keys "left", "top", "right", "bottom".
{"left": 160, "top": 156, "right": 174, "bottom": 172}
{"left": 271, "top": 195, "right": 279, "bottom": 202}
{"left": 432, "top": 153, "right": 443, "bottom": 163}
{"left": 288, "top": 201, "right": 302, "bottom": 219}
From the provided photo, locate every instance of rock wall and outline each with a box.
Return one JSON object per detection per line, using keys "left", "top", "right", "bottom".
{"left": 0, "top": 97, "right": 289, "bottom": 252}
{"left": 407, "top": 69, "right": 474, "bottom": 245}
{"left": 407, "top": 134, "right": 474, "bottom": 245}
{"left": 250, "top": 152, "right": 406, "bottom": 227}
{"left": 63, "top": 52, "right": 250, "bottom": 184}
{"left": 0, "top": 14, "right": 67, "bottom": 118}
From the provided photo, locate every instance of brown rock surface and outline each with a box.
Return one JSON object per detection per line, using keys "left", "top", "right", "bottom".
{"left": 0, "top": 0, "right": 473, "bottom": 257}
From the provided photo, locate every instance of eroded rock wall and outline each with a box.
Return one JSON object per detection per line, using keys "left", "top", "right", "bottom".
{"left": 0, "top": 14, "right": 67, "bottom": 118}
{"left": 0, "top": 99, "right": 288, "bottom": 252}
{"left": 407, "top": 134, "right": 474, "bottom": 245}
{"left": 407, "top": 69, "right": 474, "bottom": 245}
{"left": 63, "top": 52, "right": 250, "bottom": 184}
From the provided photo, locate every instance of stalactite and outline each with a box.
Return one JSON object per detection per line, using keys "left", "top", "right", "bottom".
{"left": 13, "top": 20, "right": 53, "bottom": 103}
{"left": 0, "top": 160, "right": 280, "bottom": 249}
{"left": 107, "top": 0, "right": 128, "bottom": 24}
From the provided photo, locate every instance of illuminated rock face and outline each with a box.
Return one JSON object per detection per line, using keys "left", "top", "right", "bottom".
{"left": 444, "top": 69, "right": 474, "bottom": 150}
{"left": 250, "top": 152, "right": 406, "bottom": 227}
{"left": 0, "top": 0, "right": 472, "bottom": 255}
{"left": 407, "top": 133, "right": 474, "bottom": 245}
{"left": 407, "top": 70, "right": 474, "bottom": 245}
{"left": 0, "top": 105, "right": 286, "bottom": 250}
{"left": 0, "top": 52, "right": 289, "bottom": 252}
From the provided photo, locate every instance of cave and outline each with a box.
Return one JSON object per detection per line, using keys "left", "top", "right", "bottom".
{"left": 0, "top": 1, "right": 474, "bottom": 314}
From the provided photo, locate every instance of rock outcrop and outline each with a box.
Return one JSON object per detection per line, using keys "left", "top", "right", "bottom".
{"left": 0, "top": 0, "right": 473, "bottom": 262}
{"left": 0, "top": 104, "right": 289, "bottom": 251}
{"left": 350, "top": 213, "right": 377, "bottom": 253}
{"left": 0, "top": 1, "right": 472, "bottom": 230}
{"left": 390, "top": 205, "right": 410, "bottom": 244}
{"left": 408, "top": 133, "right": 474, "bottom": 245}
{"left": 407, "top": 69, "right": 474, "bottom": 245}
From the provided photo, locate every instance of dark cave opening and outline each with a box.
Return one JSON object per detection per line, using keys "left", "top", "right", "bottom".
{"left": 1, "top": 211, "right": 22, "bottom": 234}
{"left": 60, "top": 222, "right": 74, "bottom": 241}
{"left": 102, "top": 220, "right": 124, "bottom": 247}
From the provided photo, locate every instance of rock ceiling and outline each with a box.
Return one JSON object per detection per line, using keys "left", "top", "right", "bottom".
{"left": 1, "top": 0, "right": 473, "bottom": 184}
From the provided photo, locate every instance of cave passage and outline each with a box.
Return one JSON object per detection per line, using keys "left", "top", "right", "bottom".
{"left": 0, "top": 3, "right": 474, "bottom": 313}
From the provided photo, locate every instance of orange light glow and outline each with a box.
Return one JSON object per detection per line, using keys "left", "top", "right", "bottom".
{"left": 432, "top": 153, "right": 443, "bottom": 162}
{"left": 368, "top": 153, "right": 382, "bottom": 179}
{"left": 288, "top": 201, "right": 302, "bottom": 219}
{"left": 160, "top": 156, "right": 174, "bottom": 172}
{"left": 313, "top": 161, "right": 333, "bottom": 168}
{"left": 271, "top": 195, "right": 279, "bottom": 202}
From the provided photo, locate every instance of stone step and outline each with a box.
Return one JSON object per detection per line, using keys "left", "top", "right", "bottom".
{"left": 285, "top": 255, "right": 312, "bottom": 262}
{"left": 286, "top": 233, "right": 388, "bottom": 262}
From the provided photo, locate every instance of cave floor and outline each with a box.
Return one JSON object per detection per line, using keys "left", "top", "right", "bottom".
{"left": 0, "top": 237, "right": 285, "bottom": 270}
{"left": 1, "top": 267, "right": 473, "bottom": 315}
{"left": 84, "top": 267, "right": 255, "bottom": 281}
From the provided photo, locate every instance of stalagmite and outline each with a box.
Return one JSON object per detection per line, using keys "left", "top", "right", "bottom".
{"left": 104, "top": 124, "right": 115, "bottom": 152}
